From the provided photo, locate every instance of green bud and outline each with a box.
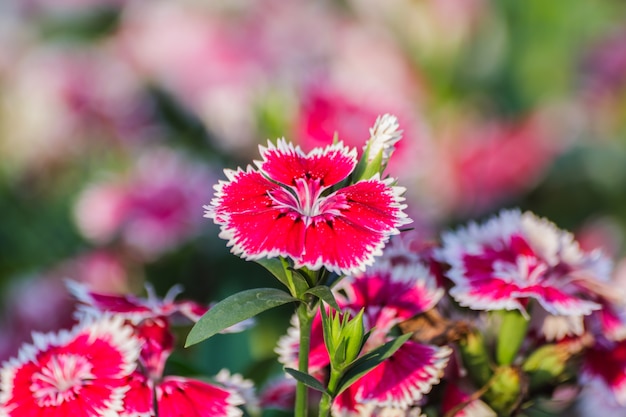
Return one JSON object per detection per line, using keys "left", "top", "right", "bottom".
{"left": 352, "top": 114, "right": 402, "bottom": 181}
{"left": 484, "top": 366, "right": 522, "bottom": 416}
{"left": 321, "top": 306, "right": 366, "bottom": 371}
{"left": 522, "top": 344, "right": 571, "bottom": 390}
{"left": 496, "top": 309, "right": 529, "bottom": 366}
{"left": 459, "top": 330, "right": 493, "bottom": 387}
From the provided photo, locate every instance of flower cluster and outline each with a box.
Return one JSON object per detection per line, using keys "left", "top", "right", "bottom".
{"left": 0, "top": 283, "right": 249, "bottom": 417}
{"left": 4, "top": 114, "right": 626, "bottom": 417}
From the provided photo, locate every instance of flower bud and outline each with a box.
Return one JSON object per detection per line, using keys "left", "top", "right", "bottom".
{"left": 321, "top": 307, "right": 366, "bottom": 371}
{"left": 353, "top": 114, "right": 402, "bottom": 180}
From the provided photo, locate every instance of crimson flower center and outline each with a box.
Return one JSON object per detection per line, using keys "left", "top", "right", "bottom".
{"left": 30, "top": 353, "right": 94, "bottom": 406}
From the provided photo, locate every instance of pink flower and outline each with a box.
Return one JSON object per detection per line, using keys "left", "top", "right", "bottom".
{"left": 333, "top": 341, "right": 450, "bottom": 415}
{"left": 0, "top": 315, "right": 140, "bottom": 417}
{"left": 437, "top": 209, "right": 611, "bottom": 317}
{"left": 581, "top": 339, "right": 626, "bottom": 406}
{"left": 206, "top": 138, "right": 410, "bottom": 275}
{"left": 67, "top": 280, "right": 202, "bottom": 324}
{"left": 74, "top": 148, "right": 215, "bottom": 260}
{"left": 118, "top": 371, "right": 245, "bottom": 417}
{"left": 277, "top": 260, "right": 450, "bottom": 415}
{"left": 156, "top": 376, "right": 243, "bottom": 417}
{"left": 336, "top": 262, "right": 443, "bottom": 346}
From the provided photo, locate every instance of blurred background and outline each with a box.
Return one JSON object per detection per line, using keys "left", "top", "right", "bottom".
{"left": 1, "top": 0, "right": 626, "bottom": 400}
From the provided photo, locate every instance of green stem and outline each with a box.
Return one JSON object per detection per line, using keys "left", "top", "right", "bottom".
{"left": 496, "top": 309, "right": 529, "bottom": 366}
{"left": 318, "top": 368, "right": 341, "bottom": 417}
{"left": 295, "top": 303, "right": 314, "bottom": 417}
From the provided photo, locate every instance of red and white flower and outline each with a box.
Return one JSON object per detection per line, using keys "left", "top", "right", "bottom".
{"left": 437, "top": 209, "right": 611, "bottom": 318}
{"left": 67, "top": 280, "right": 205, "bottom": 324}
{"left": 581, "top": 338, "right": 626, "bottom": 406}
{"left": 277, "top": 260, "right": 450, "bottom": 415}
{"left": 0, "top": 315, "right": 140, "bottom": 417}
{"left": 206, "top": 138, "right": 410, "bottom": 275}
{"left": 117, "top": 371, "right": 245, "bottom": 417}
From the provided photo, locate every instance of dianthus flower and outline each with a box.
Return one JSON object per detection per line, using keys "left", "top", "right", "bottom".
{"left": 205, "top": 139, "right": 410, "bottom": 275}
{"left": 437, "top": 209, "right": 611, "bottom": 317}
{"left": 275, "top": 260, "right": 450, "bottom": 416}
{"left": 67, "top": 282, "right": 248, "bottom": 417}
{"left": 0, "top": 315, "right": 140, "bottom": 417}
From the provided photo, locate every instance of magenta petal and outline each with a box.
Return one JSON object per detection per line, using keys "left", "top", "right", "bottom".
{"left": 339, "top": 263, "right": 443, "bottom": 331}
{"left": 332, "top": 179, "right": 407, "bottom": 234}
{"left": 156, "top": 376, "right": 243, "bottom": 417}
{"left": 209, "top": 168, "right": 306, "bottom": 260}
{"left": 67, "top": 280, "right": 154, "bottom": 319}
{"left": 121, "top": 371, "right": 154, "bottom": 417}
{"left": 258, "top": 139, "right": 356, "bottom": 188}
{"left": 584, "top": 340, "right": 626, "bottom": 405}
{"left": 300, "top": 180, "right": 409, "bottom": 274}
{"left": 519, "top": 285, "right": 602, "bottom": 316}
{"left": 354, "top": 341, "right": 451, "bottom": 409}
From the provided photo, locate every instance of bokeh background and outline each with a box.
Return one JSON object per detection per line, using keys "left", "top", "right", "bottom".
{"left": 1, "top": 0, "right": 626, "bottom": 405}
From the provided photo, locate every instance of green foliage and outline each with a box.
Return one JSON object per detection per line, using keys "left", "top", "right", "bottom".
{"left": 185, "top": 288, "right": 299, "bottom": 347}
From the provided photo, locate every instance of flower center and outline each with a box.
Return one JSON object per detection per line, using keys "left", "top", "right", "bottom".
{"left": 30, "top": 353, "right": 94, "bottom": 406}
{"left": 269, "top": 178, "right": 348, "bottom": 226}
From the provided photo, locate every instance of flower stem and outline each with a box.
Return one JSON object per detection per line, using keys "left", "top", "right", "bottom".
{"left": 318, "top": 368, "right": 341, "bottom": 417}
{"left": 295, "top": 302, "right": 314, "bottom": 417}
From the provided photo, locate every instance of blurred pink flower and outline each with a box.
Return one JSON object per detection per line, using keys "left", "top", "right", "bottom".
{"left": 206, "top": 139, "right": 410, "bottom": 275}
{"left": 437, "top": 209, "right": 612, "bottom": 318}
{"left": 426, "top": 115, "right": 563, "bottom": 217}
{"left": 582, "top": 339, "right": 626, "bottom": 407}
{"left": 74, "top": 148, "right": 215, "bottom": 260}
{"left": 0, "top": 46, "right": 153, "bottom": 176}
{"left": 0, "top": 315, "right": 140, "bottom": 417}
{"left": 117, "top": 2, "right": 265, "bottom": 153}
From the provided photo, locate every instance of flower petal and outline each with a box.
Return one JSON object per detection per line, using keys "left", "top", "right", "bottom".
{"left": 298, "top": 179, "right": 410, "bottom": 274}
{"left": 156, "top": 376, "right": 243, "bottom": 417}
{"left": 257, "top": 139, "right": 357, "bottom": 188}
{"left": 120, "top": 371, "right": 154, "bottom": 417}
{"left": 353, "top": 341, "right": 451, "bottom": 409}
{"left": 207, "top": 167, "right": 306, "bottom": 261}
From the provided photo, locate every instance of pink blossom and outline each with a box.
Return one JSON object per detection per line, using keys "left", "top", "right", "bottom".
{"left": 67, "top": 280, "right": 199, "bottom": 324}
{"left": 336, "top": 262, "right": 443, "bottom": 346}
{"left": 117, "top": 370, "right": 245, "bottom": 417}
{"left": 437, "top": 209, "right": 611, "bottom": 318}
{"left": 258, "top": 377, "right": 297, "bottom": 410}
{"left": 0, "top": 315, "right": 140, "bottom": 417}
{"left": 578, "top": 377, "right": 626, "bottom": 417}
{"left": 429, "top": 116, "right": 564, "bottom": 217}
{"left": 277, "top": 260, "right": 450, "bottom": 415}
{"left": 206, "top": 138, "right": 410, "bottom": 275}
{"left": 333, "top": 341, "right": 450, "bottom": 415}
{"left": 74, "top": 148, "right": 215, "bottom": 260}
{"left": 156, "top": 376, "right": 243, "bottom": 417}
{"left": 581, "top": 339, "right": 626, "bottom": 406}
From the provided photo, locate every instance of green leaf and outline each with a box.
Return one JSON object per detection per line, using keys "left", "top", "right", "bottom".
{"left": 185, "top": 288, "right": 298, "bottom": 347}
{"left": 284, "top": 368, "right": 326, "bottom": 393}
{"left": 255, "top": 258, "right": 291, "bottom": 288}
{"left": 305, "top": 286, "right": 340, "bottom": 310}
{"left": 336, "top": 332, "right": 412, "bottom": 395}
